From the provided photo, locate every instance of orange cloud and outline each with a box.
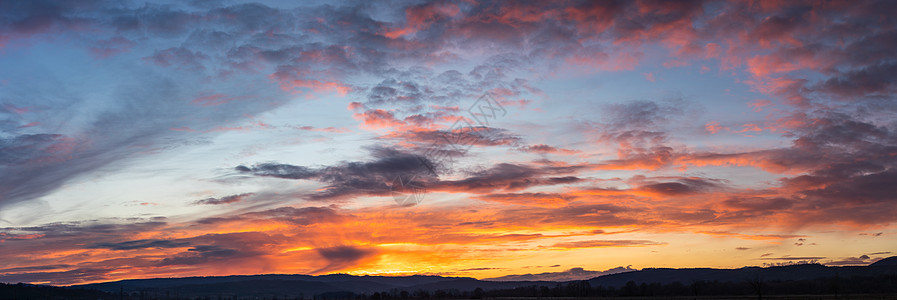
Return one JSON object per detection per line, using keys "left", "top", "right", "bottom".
{"left": 697, "top": 231, "right": 805, "bottom": 241}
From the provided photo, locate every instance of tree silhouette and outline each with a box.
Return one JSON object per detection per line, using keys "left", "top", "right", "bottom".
{"left": 747, "top": 273, "right": 763, "bottom": 300}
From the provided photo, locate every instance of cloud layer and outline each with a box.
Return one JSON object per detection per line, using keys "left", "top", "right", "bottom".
{"left": 1, "top": 0, "right": 896, "bottom": 285}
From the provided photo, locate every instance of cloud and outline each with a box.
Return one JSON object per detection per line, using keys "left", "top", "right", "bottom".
{"left": 698, "top": 231, "right": 805, "bottom": 241}
{"left": 432, "top": 163, "right": 583, "bottom": 194}
{"left": 197, "top": 206, "right": 345, "bottom": 226}
{"left": 143, "top": 47, "right": 209, "bottom": 71}
{"left": 0, "top": 264, "right": 72, "bottom": 274}
{"left": 602, "top": 100, "right": 687, "bottom": 131}
{"left": 313, "top": 245, "right": 378, "bottom": 274}
{"left": 518, "top": 144, "right": 580, "bottom": 155}
{"left": 761, "top": 256, "right": 826, "bottom": 261}
{"left": 0, "top": 58, "right": 290, "bottom": 211}
{"left": 459, "top": 267, "right": 504, "bottom": 271}
{"left": 580, "top": 99, "right": 702, "bottom": 171}
{"left": 158, "top": 245, "right": 243, "bottom": 266}
{"left": 722, "top": 197, "right": 793, "bottom": 212}
{"left": 0, "top": 0, "right": 95, "bottom": 41}
{"left": 634, "top": 177, "right": 722, "bottom": 196}
{"left": 816, "top": 62, "right": 897, "bottom": 99}
{"left": 2, "top": 218, "right": 168, "bottom": 239}
{"left": 193, "top": 193, "right": 254, "bottom": 205}
{"left": 825, "top": 254, "right": 877, "bottom": 266}
{"left": 551, "top": 240, "right": 666, "bottom": 249}
{"left": 382, "top": 126, "right": 523, "bottom": 150}
{"left": 474, "top": 192, "right": 575, "bottom": 207}
{"left": 90, "top": 239, "right": 191, "bottom": 250}
{"left": 2, "top": 0, "right": 897, "bottom": 286}
{"left": 0, "top": 267, "right": 118, "bottom": 286}
{"left": 673, "top": 112, "right": 897, "bottom": 226}
{"left": 238, "top": 147, "right": 437, "bottom": 201}
{"left": 236, "top": 147, "right": 587, "bottom": 200}
{"left": 236, "top": 164, "right": 318, "bottom": 180}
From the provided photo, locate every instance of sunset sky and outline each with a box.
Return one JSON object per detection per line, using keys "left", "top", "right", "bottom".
{"left": 2, "top": 0, "right": 896, "bottom": 286}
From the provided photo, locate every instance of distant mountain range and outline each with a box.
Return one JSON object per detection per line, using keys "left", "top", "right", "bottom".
{"left": 588, "top": 261, "right": 897, "bottom": 288}
{"left": 73, "top": 274, "right": 557, "bottom": 298}
{"left": 56, "top": 257, "right": 897, "bottom": 298}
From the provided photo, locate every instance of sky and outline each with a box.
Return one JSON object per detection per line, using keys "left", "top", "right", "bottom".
{"left": 1, "top": 0, "right": 896, "bottom": 286}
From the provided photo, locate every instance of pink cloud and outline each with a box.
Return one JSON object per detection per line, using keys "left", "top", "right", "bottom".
{"left": 643, "top": 72, "right": 656, "bottom": 82}
{"left": 748, "top": 99, "right": 773, "bottom": 111}
{"left": 705, "top": 121, "right": 729, "bottom": 134}
{"left": 384, "top": 1, "right": 460, "bottom": 39}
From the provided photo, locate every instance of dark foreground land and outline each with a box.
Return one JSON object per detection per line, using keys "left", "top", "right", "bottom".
{"left": 2, "top": 258, "right": 896, "bottom": 300}
{"left": 493, "top": 297, "right": 897, "bottom": 299}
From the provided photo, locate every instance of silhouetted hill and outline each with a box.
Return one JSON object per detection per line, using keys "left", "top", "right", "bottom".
{"left": 870, "top": 255, "right": 897, "bottom": 266}
{"left": 1, "top": 282, "right": 115, "bottom": 300}
{"left": 75, "top": 274, "right": 551, "bottom": 298}
{"left": 155, "top": 279, "right": 346, "bottom": 298}
{"left": 403, "top": 277, "right": 554, "bottom": 291}
{"left": 76, "top": 274, "right": 461, "bottom": 293}
{"left": 58, "top": 261, "right": 897, "bottom": 299}
{"left": 588, "top": 263, "right": 897, "bottom": 287}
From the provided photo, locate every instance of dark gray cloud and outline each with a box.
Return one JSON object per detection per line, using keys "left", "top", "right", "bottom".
{"left": 0, "top": 264, "right": 73, "bottom": 273}
{"left": 761, "top": 256, "right": 826, "bottom": 261}
{"left": 236, "top": 146, "right": 585, "bottom": 201}
{"left": 635, "top": 177, "right": 722, "bottom": 196}
{"left": 193, "top": 193, "right": 255, "bottom": 205}
{"left": 816, "top": 62, "right": 897, "bottom": 99}
{"left": 90, "top": 239, "right": 191, "bottom": 250}
{"left": 241, "top": 206, "right": 345, "bottom": 226}
{"left": 153, "top": 231, "right": 280, "bottom": 267}
{"left": 722, "top": 197, "right": 794, "bottom": 213}
{"left": 314, "top": 245, "right": 377, "bottom": 273}
{"left": 583, "top": 99, "right": 701, "bottom": 171}
{"left": 0, "top": 267, "right": 117, "bottom": 286}
{"left": 825, "top": 255, "right": 876, "bottom": 266}
{"left": 196, "top": 205, "right": 344, "bottom": 226}
{"left": 493, "top": 203, "right": 646, "bottom": 229}
{"left": 157, "top": 245, "right": 242, "bottom": 266}
{"left": 143, "top": 47, "right": 209, "bottom": 71}
{"left": 236, "top": 164, "right": 318, "bottom": 180}
{"left": 0, "top": 133, "right": 69, "bottom": 165}
{"left": 676, "top": 111, "right": 897, "bottom": 225}
{"left": 0, "top": 0, "right": 99, "bottom": 38}
{"left": 3, "top": 219, "right": 167, "bottom": 238}
{"left": 432, "top": 163, "right": 583, "bottom": 193}
{"left": 518, "top": 144, "right": 579, "bottom": 154}
{"left": 236, "top": 147, "right": 438, "bottom": 201}
{"left": 134, "top": 4, "right": 198, "bottom": 37}
{"left": 389, "top": 127, "right": 523, "bottom": 149}
{"left": 603, "top": 100, "right": 687, "bottom": 131}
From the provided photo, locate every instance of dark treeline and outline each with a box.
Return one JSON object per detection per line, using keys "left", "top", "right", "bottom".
{"left": 0, "top": 282, "right": 114, "bottom": 300}
{"left": 3, "top": 273, "right": 897, "bottom": 300}
{"left": 484, "top": 274, "right": 897, "bottom": 298}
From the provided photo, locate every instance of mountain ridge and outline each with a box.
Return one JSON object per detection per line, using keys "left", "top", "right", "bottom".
{"left": 61, "top": 257, "right": 897, "bottom": 298}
